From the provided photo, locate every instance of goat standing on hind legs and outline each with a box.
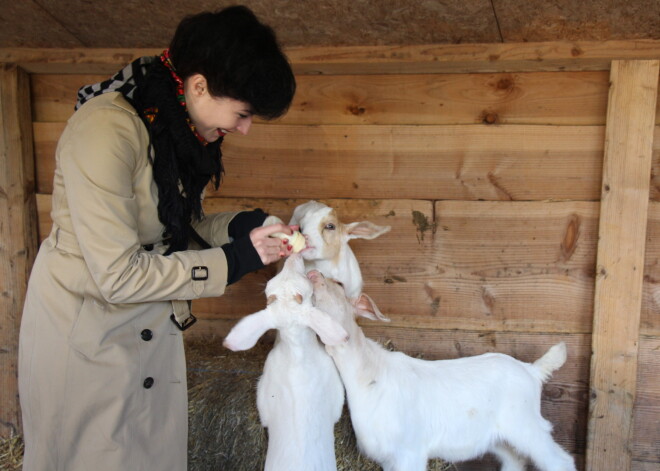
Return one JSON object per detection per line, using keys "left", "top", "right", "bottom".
{"left": 223, "top": 254, "right": 348, "bottom": 471}
{"left": 308, "top": 270, "right": 577, "bottom": 471}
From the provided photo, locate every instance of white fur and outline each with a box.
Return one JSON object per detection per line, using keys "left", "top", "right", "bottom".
{"left": 289, "top": 200, "right": 391, "bottom": 299}
{"left": 223, "top": 254, "right": 349, "bottom": 471}
{"left": 308, "top": 270, "right": 577, "bottom": 471}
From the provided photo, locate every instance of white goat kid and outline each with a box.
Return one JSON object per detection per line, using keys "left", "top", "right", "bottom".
{"left": 289, "top": 200, "right": 391, "bottom": 299}
{"left": 223, "top": 254, "right": 349, "bottom": 471}
{"left": 308, "top": 270, "right": 577, "bottom": 471}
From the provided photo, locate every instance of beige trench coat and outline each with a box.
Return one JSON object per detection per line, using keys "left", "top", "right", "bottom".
{"left": 19, "top": 93, "right": 238, "bottom": 471}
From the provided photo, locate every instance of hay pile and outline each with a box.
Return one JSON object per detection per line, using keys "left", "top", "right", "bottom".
{"left": 0, "top": 434, "right": 24, "bottom": 471}
{"left": 186, "top": 336, "right": 269, "bottom": 470}
{"left": 185, "top": 335, "right": 455, "bottom": 471}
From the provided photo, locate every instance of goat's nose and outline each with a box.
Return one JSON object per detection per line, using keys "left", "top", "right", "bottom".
{"left": 307, "top": 270, "right": 323, "bottom": 282}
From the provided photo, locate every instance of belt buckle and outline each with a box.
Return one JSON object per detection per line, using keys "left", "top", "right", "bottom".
{"left": 170, "top": 312, "right": 197, "bottom": 331}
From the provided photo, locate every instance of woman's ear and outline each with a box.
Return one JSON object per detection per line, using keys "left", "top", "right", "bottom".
{"left": 185, "top": 73, "right": 208, "bottom": 98}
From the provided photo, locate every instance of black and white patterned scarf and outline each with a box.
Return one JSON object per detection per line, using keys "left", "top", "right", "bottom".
{"left": 75, "top": 56, "right": 154, "bottom": 111}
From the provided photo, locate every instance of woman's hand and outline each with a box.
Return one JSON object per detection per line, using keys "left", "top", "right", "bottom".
{"left": 249, "top": 223, "right": 298, "bottom": 265}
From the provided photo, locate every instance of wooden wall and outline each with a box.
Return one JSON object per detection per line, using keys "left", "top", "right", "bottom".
{"left": 2, "top": 41, "right": 660, "bottom": 470}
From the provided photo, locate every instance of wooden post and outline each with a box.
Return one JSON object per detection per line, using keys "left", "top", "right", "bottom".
{"left": 0, "top": 63, "right": 38, "bottom": 437}
{"left": 586, "top": 60, "right": 660, "bottom": 470}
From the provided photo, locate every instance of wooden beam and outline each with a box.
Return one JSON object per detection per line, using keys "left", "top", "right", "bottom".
{"left": 1, "top": 40, "right": 659, "bottom": 74}
{"left": 105, "top": 197, "right": 596, "bottom": 335}
{"left": 0, "top": 48, "right": 160, "bottom": 75}
{"left": 33, "top": 122, "right": 607, "bottom": 201}
{"left": 286, "top": 40, "right": 660, "bottom": 75}
{"left": 586, "top": 60, "right": 660, "bottom": 471}
{"left": 31, "top": 70, "right": 616, "bottom": 126}
{"left": 35, "top": 193, "right": 660, "bottom": 338}
{"left": 0, "top": 64, "right": 39, "bottom": 437}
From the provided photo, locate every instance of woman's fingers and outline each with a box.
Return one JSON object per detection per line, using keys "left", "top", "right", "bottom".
{"left": 250, "top": 224, "right": 294, "bottom": 264}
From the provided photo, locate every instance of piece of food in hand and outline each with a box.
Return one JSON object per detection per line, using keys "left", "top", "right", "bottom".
{"left": 270, "top": 230, "right": 306, "bottom": 253}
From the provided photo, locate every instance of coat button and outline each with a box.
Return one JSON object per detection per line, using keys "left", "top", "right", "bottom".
{"left": 143, "top": 377, "right": 154, "bottom": 389}
{"left": 140, "top": 329, "right": 153, "bottom": 341}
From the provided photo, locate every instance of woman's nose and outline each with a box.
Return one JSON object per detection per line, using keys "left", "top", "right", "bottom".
{"left": 236, "top": 116, "right": 252, "bottom": 135}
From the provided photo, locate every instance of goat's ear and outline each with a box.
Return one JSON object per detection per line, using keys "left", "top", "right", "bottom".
{"left": 223, "top": 309, "right": 274, "bottom": 351}
{"left": 346, "top": 221, "right": 391, "bottom": 240}
{"left": 306, "top": 307, "right": 349, "bottom": 346}
{"left": 354, "top": 293, "right": 390, "bottom": 322}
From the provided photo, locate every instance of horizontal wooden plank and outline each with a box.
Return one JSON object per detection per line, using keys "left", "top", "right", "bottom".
{"left": 187, "top": 199, "right": 597, "bottom": 334}
{"left": 30, "top": 73, "right": 103, "bottom": 122}
{"left": 35, "top": 122, "right": 607, "bottom": 200}
{"left": 30, "top": 71, "right": 614, "bottom": 126}
{"left": 4, "top": 40, "right": 660, "bottom": 74}
{"left": 289, "top": 71, "right": 613, "bottom": 126}
{"left": 37, "top": 197, "right": 600, "bottom": 333}
{"left": 0, "top": 48, "right": 161, "bottom": 74}
{"left": 37, "top": 194, "right": 660, "bottom": 337}
{"left": 422, "top": 201, "right": 598, "bottom": 333}
{"left": 218, "top": 123, "right": 605, "bottom": 202}
{"left": 191, "top": 197, "right": 434, "bottom": 322}
{"left": 36, "top": 197, "right": 599, "bottom": 333}
{"left": 284, "top": 40, "right": 660, "bottom": 75}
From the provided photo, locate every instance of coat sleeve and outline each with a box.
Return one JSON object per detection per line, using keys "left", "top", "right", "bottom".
{"left": 60, "top": 104, "right": 229, "bottom": 304}
{"left": 191, "top": 211, "right": 239, "bottom": 247}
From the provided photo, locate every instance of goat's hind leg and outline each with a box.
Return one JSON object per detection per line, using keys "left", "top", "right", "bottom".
{"left": 491, "top": 443, "right": 526, "bottom": 471}
{"left": 526, "top": 439, "right": 576, "bottom": 471}
{"left": 381, "top": 453, "right": 428, "bottom": 471}
{"left": 506, "top": 425, "right": 576, "bottom": 471}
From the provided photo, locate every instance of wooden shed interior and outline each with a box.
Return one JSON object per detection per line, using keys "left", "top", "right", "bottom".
{"left": 1, "top": 1, "right": 659, "bottom": 470}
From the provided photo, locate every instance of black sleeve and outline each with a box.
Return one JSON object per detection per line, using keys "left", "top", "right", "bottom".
{"left": 228, "top": 208, "right": 269, "bottom": 239}
{"left": 221, "top": 234, "right": 265, "bottom": 285}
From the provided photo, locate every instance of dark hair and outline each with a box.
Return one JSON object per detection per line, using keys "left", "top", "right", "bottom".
{"left": 169, "top": 5, "right": 296, "bottom": 119}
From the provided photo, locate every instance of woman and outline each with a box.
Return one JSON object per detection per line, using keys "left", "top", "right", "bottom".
{"left": 18, "top": 6, "right": 296, "bottom": 471}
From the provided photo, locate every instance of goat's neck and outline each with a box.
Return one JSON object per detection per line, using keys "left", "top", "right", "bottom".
{"left": 327, "top": 322, "right": 381, "bottom": 380}
{"left": 309, "top": 249, "right": 363, "bottom": 298}
{"left": 274, "top": 325, "right": 322, "bottom": 356}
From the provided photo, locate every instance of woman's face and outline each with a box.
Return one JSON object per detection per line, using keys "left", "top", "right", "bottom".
{"left": 184, "top": 74, "right": 253, "bottom": 142}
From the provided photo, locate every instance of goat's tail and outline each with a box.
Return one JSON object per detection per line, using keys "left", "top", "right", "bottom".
{"left": 533, "top": 342, "right": 567, "bottom": 383}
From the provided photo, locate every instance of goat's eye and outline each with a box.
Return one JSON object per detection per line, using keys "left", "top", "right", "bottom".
{"left": 324, "top": 223, "right": 336, "bottom": 230}
{"left": 335, "top": 281, "right": 344, "bottom": 287}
